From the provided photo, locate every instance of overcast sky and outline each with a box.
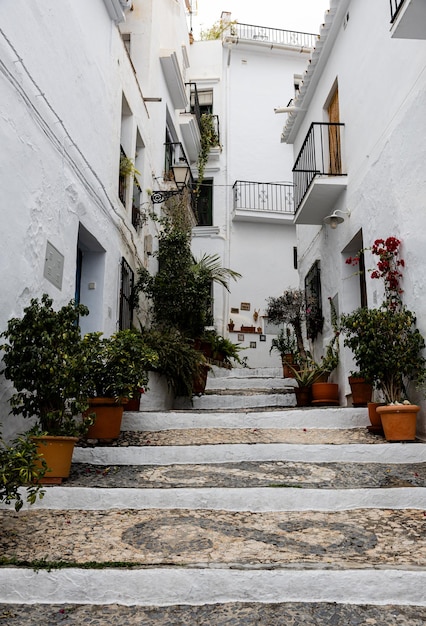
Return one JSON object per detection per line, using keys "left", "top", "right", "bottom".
{"left": 189, "top": 0, "right": 331, "bottom": 38}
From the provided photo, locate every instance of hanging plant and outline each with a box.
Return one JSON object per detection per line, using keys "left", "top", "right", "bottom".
{"left": 195, "top": 113, "right": 219, "bottom": 195}
{"left": 120, "top": 155, "right": 141, "bottom": 178}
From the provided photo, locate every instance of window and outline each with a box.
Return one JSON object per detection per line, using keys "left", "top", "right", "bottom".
{"left": 195, "top": 179, "right": 213, "bottom": 226}
{"left": 192, "top": 89, "right": 213, "bottom": 115}
{"left": 119, "top": 257, "right": 134, "bottom": 330}
{"left": 305, "top": 260, "right": 323, "bottom": 340}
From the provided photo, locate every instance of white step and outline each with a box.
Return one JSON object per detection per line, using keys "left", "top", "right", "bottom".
{"left": 175, "top": 391, "right": 296, "bottom": 410}
{"left": 122, "top": 407, "right": 370, "bottom": 431}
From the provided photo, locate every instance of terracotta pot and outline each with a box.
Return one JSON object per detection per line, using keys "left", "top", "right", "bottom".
{"left": 311, "top": 382, "right": 339, "bottom": 406}
{"left": 33, "top": 435, "right": 78, "bottom": 484}
{"left": 282, "top": 354, "right": 297, "bottom": 378}
{"left": 193, "top": 364, "right": 210, "bottom": 395}
{"left": 376, "top": 404, "right": 419, "bottom": 441}
{"left": 367, "top": 402, "right": 385, "bottom": 428}
{"left": 85, "top": 397, "right": 124, "bottom": 440}
{"left": 294, "top": 386, "right": 311, "bottom": 407}
{"left": 348, "top": 377, "right": 373, "bottom": 407}
{"left": 123, "top": 391, "right": 142, "bottom": 412}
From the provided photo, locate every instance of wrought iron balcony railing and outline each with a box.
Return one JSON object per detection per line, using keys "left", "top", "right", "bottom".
{"left": 292, "top": 122, "right": 346, "bottom": 212}
{"left": 390, "top": 0, "right": 406, "bottom": 22}
{"left": 233, "top": 181, "right": 294, "bottom": 214}
{"left": 230, "top": 23, "right": 317, "bottom": 49}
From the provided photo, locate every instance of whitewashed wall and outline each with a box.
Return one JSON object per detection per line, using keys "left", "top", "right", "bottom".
{"left": 287, "top": 0, "right": 426, "bottom": 435}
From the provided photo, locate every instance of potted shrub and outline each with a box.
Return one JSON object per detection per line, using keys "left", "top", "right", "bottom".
{"left": 0, "top": 294, "right": 93, "bottom": 482}
{"left": 83, "top": 329, "right": 158, "bottom": 440}
{"left": 347, "top": 372, "right": 373, "bottom": 407}
{"left": 141, "top": 326, "right": 204, "bottom": 399}
{"left": 269, "top": 327, "right": 298, "bottom": 378}
{"left": 266, "top": 289, "right": 308, "bottom": 362}
{"left": 342, "top": 237, "right": 426, "bottom": 440}
{"left": 310, "top": 333, "right": 340, "bottom": 406}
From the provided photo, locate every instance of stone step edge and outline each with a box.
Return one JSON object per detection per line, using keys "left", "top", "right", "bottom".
{"left": 73, "top": 443, "right": 426, "bottom": 466}
{"left": 122, "top": 408, "right": 370, "bottom": 431}
{"left": 6, "top": 486, "right": 426, "bottom": 512}
{"left": 1, "top": 568, "right": 425, "bottom": 607}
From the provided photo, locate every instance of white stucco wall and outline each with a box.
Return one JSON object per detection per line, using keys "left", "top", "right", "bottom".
{"left": 0, "top": 0, "right": 195, "bottom": 439}
{"left": 286, "top": 0, "right": 426, "bottom": 435}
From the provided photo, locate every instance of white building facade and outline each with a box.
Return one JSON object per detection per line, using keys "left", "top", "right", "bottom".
{"left": 282, "top": 0, "right": 426, "bottom": 437}
{"left": 188, "top": 17, "right": 315, "bottom": 368}
{"left": 0, "top": 0, "right": 198, "bottom": 437}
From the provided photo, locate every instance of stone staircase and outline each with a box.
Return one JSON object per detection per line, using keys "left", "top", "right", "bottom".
{"left": 1, "top": 367, "right": 426, "bottom": 624}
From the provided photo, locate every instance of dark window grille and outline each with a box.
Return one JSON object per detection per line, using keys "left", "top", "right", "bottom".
{"left": 132, "top": 178, "right": 141, "bottom": 230}
{"left": 119, "top": 257, "right": 134, "bottom": 330}
{"left": 119, "top": 146, "right": 127, "bottom": 205}
{"left": 305, "top": 260, "right": 323, "bottom": 340}
{"left": 196, "top": 179, "right": 213, "bottom": 226}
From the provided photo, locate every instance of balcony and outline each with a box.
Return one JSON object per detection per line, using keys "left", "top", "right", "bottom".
{"left": 292, "top": 123, "right": 347, "bottom": 225}
{"left": 228, "top": 23, "right": 317, "bottom": 50}
{"left": 232, "top": 181, "right": 295, "bottom": 224}
{"left": 390, "top": 0, "right": 426, "bottom": 39}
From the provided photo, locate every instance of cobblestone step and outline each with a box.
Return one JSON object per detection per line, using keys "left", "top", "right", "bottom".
{"left": 2, "top": 599, "right": 426, "bottom": 625}
{"left": 1, "top": 507, "right": 425, "bottom": 568}
{"left": 62, "top": 460, "right": 426, "bottom": 490}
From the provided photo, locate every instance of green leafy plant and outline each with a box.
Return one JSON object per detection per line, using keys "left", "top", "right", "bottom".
{"left": 340, "top": 307, "right": 425, "bottom": 403}
{"left": 134, "top": 216, "right": 240, "bottom": 340}
{"left": 0, "top": 294, "right": 93, "bottom": 436}
{"left": 195, "top": 113, "right": 220, "bottom": 195}
{"left": 269, "top": 327, "right": 297, "bottom": 359}
{"left": 141, "top": 327, "right": 204, "bottom": 398}
{"left": 82, "top": 329, "right": 158, "bottom": 401}
{"left": 200, "top": 19, "right": 238, "bottom": 40}
{"left": 0, "top": 433, "right": 46, "bottom": 511}
{"left": 202, "top": 331, "right": 245, "bottom": 366}
{"left": 266, "top": 289, "right": 307, "bottom": 361}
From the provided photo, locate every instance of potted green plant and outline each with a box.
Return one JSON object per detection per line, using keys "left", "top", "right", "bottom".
{"left": 141, "top": 326, "right": 204, "bottom": 399}
{"left": 311, "top": 333, "right": 340, "bottom": 406}
{"left": 83, "top": 329, "right": 158, "bottom": 440}
{"left": 269, "top": 327, "right": 298, "bottom": 378}
{"left": 342, "top": 237, "right": 426, "bottom": 440}
{"left": 266, "top": 289, "right": 308, "bottom": 362}
{"left": 0, "top": 432, "right": 46, "bottom": 511}
{"left": 287, "top": 360, "right": 323, "bottom": 407}
{"left": 0, "top": 294, "right": 93, "bottom": 482}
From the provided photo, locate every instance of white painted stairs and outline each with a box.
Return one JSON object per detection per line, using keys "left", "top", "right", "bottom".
{"left": 1, "top": 366, "right": 426, "bottom": 615}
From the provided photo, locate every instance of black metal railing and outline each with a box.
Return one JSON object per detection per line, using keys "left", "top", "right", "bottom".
{"left": 390, "top": 0, "right": 406, "bottom": 22}
{"left": 231, "top": 23, "right": 317, "bottom": 48}
{"left": 292, "top": 122, "right": 346, "bottom": 211}
{"left": 186, "top": 82, "right": 201, "bottom": 130}
{"left": 233, "top": 181, "right": 295, "bottom": 214}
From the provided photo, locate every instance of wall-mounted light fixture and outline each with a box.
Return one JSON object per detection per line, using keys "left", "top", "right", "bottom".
{"left": 151, "top": 142, "right": 193, "bottom": 204}
{"left": 323, "top": 209, "right": 351, "bottom": 229}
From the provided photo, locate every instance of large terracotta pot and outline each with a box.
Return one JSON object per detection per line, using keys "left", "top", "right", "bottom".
{"left": 33, "top": 435, "right": 78, "bottom": 484}
{"left": 367, "top": 402, "right": 385, "bottom": 436}
{"left": 348, "top": 376, "right": 373, "bottom": 407}
{"left": 294, "top": 386, "right": 311, "bottom": 407}
{"left": 376, "top": 404, "right": 419, "bottom": 441}
{"left": 311, "top": 382, "right": 339, "bottom": 406}
{"left": 85, "top": 397, "right": 124, "bottom": 440}
{"left": 282, "top": 354, "right": 297, "bottom": 378}
{"left": 192, "top": 364, "right": 210, "bottom": 395}
{"left": 123, "top": 391, "right": 142, "bottom": 412}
